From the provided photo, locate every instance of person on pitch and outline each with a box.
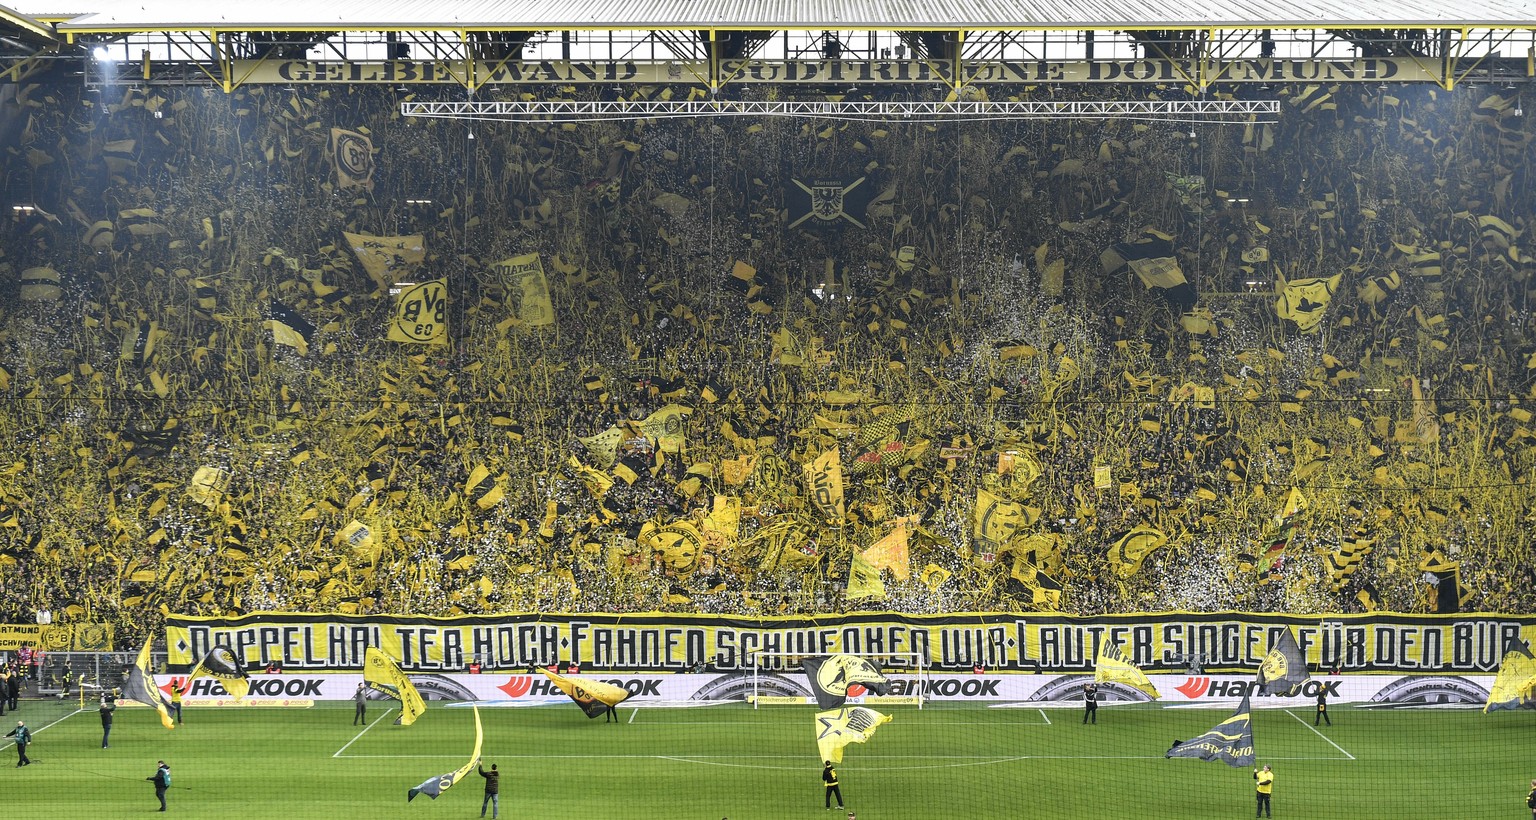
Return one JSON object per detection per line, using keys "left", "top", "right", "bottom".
{"left": 6, "top": 720, "right": 31, "bottom": 766}
{"left": 1254, "top": 764, "right": 1274, "bottom": 818}
{"left": 352, "top": 683, "right": 367, "bottom": 725}
{"left": 1526, "top": 778, "right": 1536, "bottom": 820}
{"left": 1314, "top": 686, "right": 1331, "bottom": 726}
{"left": 147, "top": 759, "right": 171, "bottom": 811}
{"left": 100, "top": 693, "right": 116, "bottom": 748}
{"left": 822, "top": 760, "right": 844, "bottom": 810}
{"left": 169, "top": 679, "right": 185, "bottom": 724}
{"left": 478, "top": 761, "right": 500, "bottom": 818}
{"left": 1082, "top": 681, "right": 1099, "bottom": 724}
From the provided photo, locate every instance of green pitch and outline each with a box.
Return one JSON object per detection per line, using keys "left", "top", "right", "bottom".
{"left": 3, "top": 700, "right": 1530, "bottom": 818}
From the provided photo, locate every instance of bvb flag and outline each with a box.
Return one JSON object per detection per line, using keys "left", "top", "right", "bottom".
{"left": 804, "top": 449, "right": 846, "bottom": 521}
{"left": 124, "top": 638, "right": 175, "bottom": 730}
{"left": 364, "top": 647, "right": 427, "bottom": 726}
{"left": 387, "top": 279, "right": 448, "bottom": 345}
{"left": 1106, "top": 525, "right": 1168, "bottom": 576}
{"left": 185, "top": 646, "right": 250, "bottom": 701}
{"left": 1095, "top": 643, "right": 1160, "bottom": 700}
{"left": 787, "top": 177, "right": 873, "bottom": 229}
{"left": 538, "top": 668, "right": 631, "bottom": 718}
{"left": 331, "top": 128, "right": 375, "bottom": 191}
{"left": 495, "top": 254, "right": 555, "bottom": 328}
{"left": 860, "top": 516, "right": 913, "bottom": 580}
{"left": 1484, "top": 637, "right": 1536, "bottom": 713}
{"left": 846, "top": 552, "right": 886, "bottom": 601}
{"left": 1274, "top": 273, "right": 1342, "bottom": 333}
{"left": 815, "top": 707, "right": 892, "bottom": 763}
{"left": 802, "top": 655, "right": 889, "bottom": 710}
{"left": 973, "top": 487, "right": 1026, "bottom": 554}
{"left": 408, "top": 705, "right": 481, "bottom": 800}
{"left": 267, "top": 301, "right": 314, "bottom": 356}
{"left": 1256, "top": 628, "right": 1310, "bottom": 696}
{"left": 1165, "top": 695, "right": 1255, "bottom": 768}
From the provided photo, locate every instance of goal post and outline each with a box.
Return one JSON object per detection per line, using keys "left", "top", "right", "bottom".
{"left": 745, "top": 651, "right": 929, "bottom": 709}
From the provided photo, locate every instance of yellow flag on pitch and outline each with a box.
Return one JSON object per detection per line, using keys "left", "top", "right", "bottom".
{"left": 364, "top": 647, "right": 427, "bottom": 725}
{"left": 1094, "top": 642, "right": 1159, "bottom": 699}
{"left": 815, "top": 706, "right": 892, "bottom": 763}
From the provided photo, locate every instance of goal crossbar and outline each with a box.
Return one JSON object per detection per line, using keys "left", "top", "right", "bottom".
{"left": 745, "top": 651, "right": 929, "bottom": 709}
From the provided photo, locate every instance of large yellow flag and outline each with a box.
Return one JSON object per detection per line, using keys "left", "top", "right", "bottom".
{"left": 539, "top": 668, "right": 631, "bottom": 718}
{"left": 386, "top": 279, "right": 448, "bottom": 345}
{"left": 1095, "top": 643, "right": 1159, "bottom": 699}
{"left": 364, "top": 647, "right": 426, "bottom": 725}
{"left": 815, "top": 707, "right": 892, "bottom": 763}
{"left": 846, "top": 553, "right": 886, "bottom": 600}
{"left": 639, "top": 404, "right": 692, "bottom": 454}
{"left": 804, "top": 449, "right": 846, "bottom": 521}
{"left": 1107, "top": 525, "right": 1168, "bottom": 576}
{"left": 861, "top": 516, "right": 913, "bottom": 580}
{"left": 1274, "top": 273, "right": 1343, "bottom": 333}
{"left": 639, "top": 519, "right": 707, "bottom": 574}
{"left": 495, "top": 254, "right": 555, "bottom": 328}
{"left": 973, "top": 488, "right": 1025, "bottom": 555}
{"left": 343, "top": 232, "right": 424, "bottom": 290}
{"left": 1484, "top": 638, "right": 1536, "bottom": 713}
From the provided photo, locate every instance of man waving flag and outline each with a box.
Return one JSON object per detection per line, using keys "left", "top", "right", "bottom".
{"left": 1166, "top": 695, "right": 1255, "bottom": 767}
{"left": 364, "top": 647, "right": 427, "bottom": 726}
{"left": 408, "top": 706, "right": 482, "bottom": 801}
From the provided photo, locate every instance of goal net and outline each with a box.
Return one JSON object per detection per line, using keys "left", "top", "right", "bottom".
{"left": 745, "top": 651, "right": 929, "bottom": 709}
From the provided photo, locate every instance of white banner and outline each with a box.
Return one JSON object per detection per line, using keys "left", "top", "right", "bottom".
{"left": 153, "top": 672, "right": 1497, "bottom": 707}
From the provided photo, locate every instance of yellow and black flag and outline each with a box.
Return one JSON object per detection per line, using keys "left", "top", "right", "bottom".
{"left": 1165, "top": 695, "right": 1255, "bottom": 768}
{"left": 846, "top": 552, "right": 886, "bottom": 601}
{"left": 1106, "top": 525, "right": 1168, "bottom": 577}
{"left": 1100, "top": 229, "right": 1195, "bottom": 309}
{"left": 386, "top": 279, "right": 448, "bottom": 345}
{"left": 124, "top": 638, "right": 175, "bottom": 730}
{"left": 330, "top": 127, "right": 375, "bottom": 191}
{"left": 495, "top": 254, "right": 556, "bottom": 328}
{"left": 1274, "top": 273, "right": 1342, "bottom": 333}
{"left": 1484, "top": 637, "right": 1536, "bottom": 713}
{"left": 1095, "top": 643, "right": 1159, "bottom": 700}
{"left": 538, "top": 668, "right": 631, "bottom": 718}
{"left": 802, "top": 654, "right": 889, "bottom": 710}
{"left": 1256, "top": 628, "right": 1310, "bottom": 696}
{"left": 267, "top": 301, "right": 314, "bottom": 356}
{"left": 1418, "top": 547, "right": 1470, "bottom": 614}
{"left": 185, "top": 646, "right": 250, "bottom": 701}
{"left": 803, "top": 448, "right": 846, "bottom": 521}
{"left": 814, "top": 706, "right": 892, "bottom": 763}
{"left": 407, "top": 706, "right": 481, "bottom": 800}
{"left": 364, "top": 647, "right": 427, "bottom": 726}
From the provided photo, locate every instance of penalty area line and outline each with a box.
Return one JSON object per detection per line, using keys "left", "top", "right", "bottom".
{"left": 332, "top": 707, "right": 396, "bottom": 758}
{"left": 1038, "top": 708, "right": 1052, "bottom": 725}
{"left": 1284, "top": 709, "right": 1355, "bottom": 760}
{"left": 0, "top": 708, "right": 84, "bottom": 752}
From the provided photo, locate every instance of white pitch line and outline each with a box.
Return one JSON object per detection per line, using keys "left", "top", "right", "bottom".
{"left": 1285, "top": 709, "right": 1356, "bottom": 760}
{"left": 0, "top": 708, "right": 84, "bottom": 752}
{"left": 628, "top": 707, "right": 638, "bottom": 724}
{"left": 1038, "top": 708, "right": 1052, "bottom": 725}
{"left": 332, "top": 707, "right": 395, "bottom": 758}
{"left": 336, "top": 752, "right": 1347, "bottom": 762}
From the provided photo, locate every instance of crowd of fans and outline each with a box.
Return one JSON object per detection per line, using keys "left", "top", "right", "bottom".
{"left": 0, "top": 77, "right": 1532, "bottom": 643}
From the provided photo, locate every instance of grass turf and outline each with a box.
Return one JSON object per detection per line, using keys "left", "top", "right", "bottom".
{"left": 1, "top": 699, "right": 1530, "bottom": 818}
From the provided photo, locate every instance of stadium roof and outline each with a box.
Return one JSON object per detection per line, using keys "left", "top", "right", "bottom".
{"left": 13, "top": 0, "right": 1536, "bottom": 33}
